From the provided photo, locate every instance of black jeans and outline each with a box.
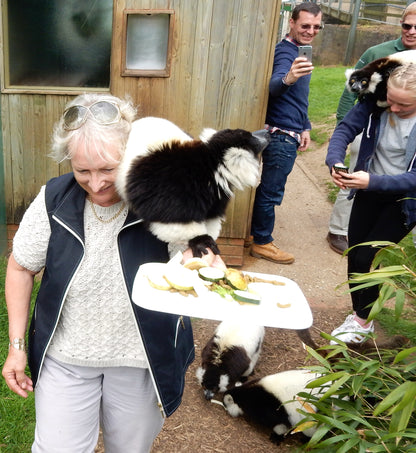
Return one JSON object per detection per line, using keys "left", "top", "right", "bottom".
{"left": 348, "top": 190, "right": 412, "bottom": 319}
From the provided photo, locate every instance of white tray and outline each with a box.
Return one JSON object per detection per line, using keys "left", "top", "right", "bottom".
{"left": 132, "top": 263, "right": 313, "bottom": 329}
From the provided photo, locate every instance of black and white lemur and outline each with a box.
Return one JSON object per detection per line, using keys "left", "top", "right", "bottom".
{"left": 196, "top": 321, "right": 265, "bottom": 400}
{"left": 116, "top": 117, "right": 270, "bottom": 256}
{"left": 345, "top": 49, "right": 416, "bottom": 107}
{"left": 223, "top": 369, "right": 321, "bottom": 444}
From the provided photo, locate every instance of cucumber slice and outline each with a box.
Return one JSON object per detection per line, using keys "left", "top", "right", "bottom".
{"left": 198, "top": 267, "right": 225, "bottom": 282}
{"left": 233, "top": 290, "right": 261, "bottom": 305}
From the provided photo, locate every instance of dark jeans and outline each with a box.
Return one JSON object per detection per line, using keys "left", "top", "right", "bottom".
{"left": 250, "top": 133, "right": 298, "bottom": 245}
{"left": 348, "top": 190, "right": 413, "bottom": 319}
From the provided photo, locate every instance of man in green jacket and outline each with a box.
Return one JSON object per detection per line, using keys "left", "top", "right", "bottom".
{"left": 326, "top": 1, "right": 416, "bottom": 255}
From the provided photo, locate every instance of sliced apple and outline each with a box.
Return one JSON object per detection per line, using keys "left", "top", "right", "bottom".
{"left": 183, "top": 257, "right": 209, "bottom": 270}
{"left": 147, "top": 273, "right": 172, "bottom": 291}
{"left": 163, "top": 266, "right": 195, "bottom": 291}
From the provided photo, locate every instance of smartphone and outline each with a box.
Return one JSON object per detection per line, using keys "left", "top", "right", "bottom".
{"left": 333, "top": 164, "right": 349, "bottom": 174}
{"left": 298, "top": 45, "right": 312, "bottom": 62}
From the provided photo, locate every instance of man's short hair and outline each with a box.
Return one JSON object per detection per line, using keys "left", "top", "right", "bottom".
{"left": 402, "top": 2, "right": 416, "bottom": 21}
{"left": 292, "top": 2, "right": 322, "bottom": 21}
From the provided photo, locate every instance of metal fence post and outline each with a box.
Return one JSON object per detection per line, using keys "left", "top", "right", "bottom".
{"left": 344, "top": 0, "right": 362, "bottom": 65}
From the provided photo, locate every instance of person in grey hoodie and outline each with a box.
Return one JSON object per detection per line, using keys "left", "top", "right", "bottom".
{"left": 325, "top": 63, "right": 416, "bottom": 344}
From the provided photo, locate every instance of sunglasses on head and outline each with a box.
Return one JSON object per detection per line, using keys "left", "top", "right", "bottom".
{"left": 63, "top": 101, "right": 122, "bottom": 131}
{"left": 401, "top": 22, "right": 416, "bottom": 31}
{"left": 300, "top": 24, "right": 323, "bottom": 31}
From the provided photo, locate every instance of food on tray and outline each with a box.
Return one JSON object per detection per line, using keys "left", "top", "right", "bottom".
{"left": 142, "top": 262, "right": 290, "bottom": 306}
{"left": 209, "top": 283, "right": 235, "bottom": 299}
{"left": 198, "top": 267, "right": 225, "bottom": 282}
{"left": 147, "top": 273, "right": 172, "bottom": 291}
{"left": 233, "top": 290, "right": 261, "bottom": 305}
{"left": 277, "top": 302, "right": 291, "bottom": 308}
{"left": 246, "top": 275, "right": 285, "bottom": 286}
{"left": 183, "top": 257, "right": 210, "bottom": 270}
{"left": 163, "top": 266, "right": 195, "bottom": 291}
{"left": 224, "top": 268, "right": 248, "bottom": 290}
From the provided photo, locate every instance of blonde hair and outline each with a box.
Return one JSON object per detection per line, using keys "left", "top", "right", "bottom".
{"left": 402, "top": 2, "right": 416, "bottom": 21}
{"left": 50, "top": 93, "right": 137, "bottom": 163}
{"left": 387, "top": 63, "right": 416, "bottom": 98}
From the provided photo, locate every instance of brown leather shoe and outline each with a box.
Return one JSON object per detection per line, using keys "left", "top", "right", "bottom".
{"left": 250, "top": 242, "right": 295, "bottom": 264}
{"left": 327, "top": 232, "right": 348, "bottom": 255}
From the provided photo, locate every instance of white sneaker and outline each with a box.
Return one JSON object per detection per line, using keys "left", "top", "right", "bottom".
{"left": 330, "top": 314, "right": 374, "bottom": 345}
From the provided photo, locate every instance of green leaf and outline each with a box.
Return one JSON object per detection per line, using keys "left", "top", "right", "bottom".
{"left": 390, "top": 388, "right": 416, "bottom": 415}
{"left": 368, "top": 284, "right": 396, "bottom": 320}
{"left": 308, "top": 412, "right": 359, "bottom": 435}
{"left": 309, "top": 432, "right": 359, "bottom": 449}
{"left": 380, "top": 429, "right": 416, "bottom": 441}
{"left": 320, "top": 374, "right": 351, "bottom": 401}
{"left": 374, "top": 381, "right": 416, "bottom": 416}
{"left": 389, "top": 401, "right": 415, "bottom": 435}
{"left": 351, "top": 266, "right": 408, "bottom": 280}
{"left": 305, "top": 345, "right": 331, "bottom": 367}
{"left": 336, "top": 436, "right": 361, "bottom": 453}
{"left": 306, "top": 371, "right": 348, "bottom": 388}
{"left": 306, "top": 423, "right": 333, "bottom": 447}
{"left": 393, "top": 347, "right": 416, "bottom": 364}
{"left": 394, "top": 288, "right": 405, "bottom": 320}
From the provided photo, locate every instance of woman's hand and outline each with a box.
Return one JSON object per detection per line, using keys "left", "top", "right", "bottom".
{"left": 182, "top": 247, "right": 227, "bottom": 270}
{"left": 331, "top": 166, "right": 370, "bottom": 190}
{"left": 2, "top": 349, "right": 33, "bottom": 398}
{"left": 2, "top": 254, "right": 35, "bottom": 398}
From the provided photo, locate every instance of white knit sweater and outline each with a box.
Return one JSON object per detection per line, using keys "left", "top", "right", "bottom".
{"left": 13, "top": 186, "right": 148, "bottom": 368}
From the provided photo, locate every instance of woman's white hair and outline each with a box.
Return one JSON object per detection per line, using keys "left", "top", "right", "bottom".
{"left": 49, "top": 93, "right": 137, "bottom": 163}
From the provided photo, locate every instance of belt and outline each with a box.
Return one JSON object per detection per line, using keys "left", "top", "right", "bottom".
{"left": 265, "top": 125, "right": 301, "bottom": 144}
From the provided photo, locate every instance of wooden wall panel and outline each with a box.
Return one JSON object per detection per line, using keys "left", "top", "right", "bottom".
{"left": 2, "top": 94, "right": 71, "bottom": 222}
{"left": 111, "top": 0, "right": 279, "bottom": 134}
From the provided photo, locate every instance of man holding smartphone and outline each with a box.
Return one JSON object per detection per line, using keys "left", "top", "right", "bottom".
{"left": 250, "top": 2, "right": 322, "bottom": 264}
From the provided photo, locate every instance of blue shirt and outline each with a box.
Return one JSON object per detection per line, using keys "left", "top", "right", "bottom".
{"left": 265, "top": 38, "right": 312, "bottom": 134}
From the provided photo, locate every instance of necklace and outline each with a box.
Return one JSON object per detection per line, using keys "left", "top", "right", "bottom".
{"left": 88, "top": 196, "right": 126, "bottom": 224}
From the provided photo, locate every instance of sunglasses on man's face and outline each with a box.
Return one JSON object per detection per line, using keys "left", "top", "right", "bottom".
{"left": 63, "top": 101, "right": 122, "bottom": 131}
{"left": 300, "top": 24, "right": 323, "bottom": 31}
{"left": 401, "top": 22, "right": 416, "bottom": 31}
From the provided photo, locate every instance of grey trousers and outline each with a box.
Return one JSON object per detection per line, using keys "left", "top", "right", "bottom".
{"left": 328, "top": 133, "right": 361, "bottom": 236}
{"left": 32, "top": 355, "right": 164, "bottom": 453}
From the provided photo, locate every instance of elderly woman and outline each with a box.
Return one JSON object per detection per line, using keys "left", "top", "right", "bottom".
{"left": 2, "top": 94, "right": 195, "bottom": 452}
{"left": 326, "top": 63, "right": 416, "bottom": 344}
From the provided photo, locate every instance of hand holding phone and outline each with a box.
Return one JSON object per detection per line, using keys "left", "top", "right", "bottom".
{"left": 333, "top": 164, "right": 349, "bottom": 174}
{"left": 298, "top": 45, "right": 312, "bottom": 63}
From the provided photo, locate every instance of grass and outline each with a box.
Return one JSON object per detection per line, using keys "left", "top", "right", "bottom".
{"left": 0, "top": 256, "right": 37, "bottom": 452}
{"left": 309, "top": 65, "right": 347, "bottom": 145}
